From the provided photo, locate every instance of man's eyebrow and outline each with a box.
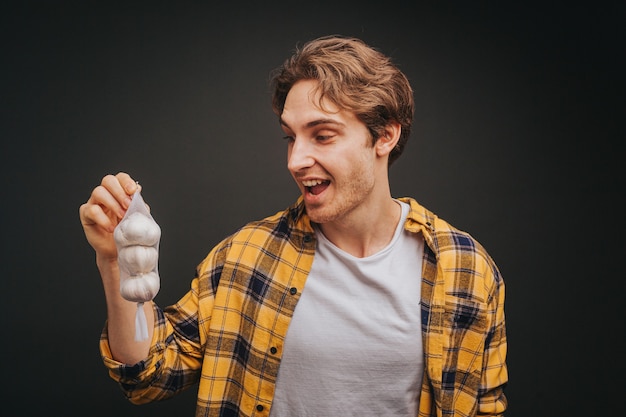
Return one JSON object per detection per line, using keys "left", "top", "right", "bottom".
{"left": 279, "top": 118, "right": 345, "bottom": 129}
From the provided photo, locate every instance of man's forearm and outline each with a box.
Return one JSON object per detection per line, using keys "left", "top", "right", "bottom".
{"left": 98, "top": 255, "right": 154, "bottom": 365}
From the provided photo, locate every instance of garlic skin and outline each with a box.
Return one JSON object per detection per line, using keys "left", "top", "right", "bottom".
{"left": 114, "top": 212, "right": 161, "bottom": 247}
{"left": 120, "top": 271, "right": 160, "bottom": 303}
{"left": 113, "top": 195, "right": 161, "bottom": 303}
{"left": 112, "top": 190, "right": 162, "bottom": 341}
{"left": 118, "top": 245, "right": 158, "bottom": 274}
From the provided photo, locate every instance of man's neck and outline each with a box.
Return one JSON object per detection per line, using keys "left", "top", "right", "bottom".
{"left": 317, "top": 197, "right": 402, "bottom": 258}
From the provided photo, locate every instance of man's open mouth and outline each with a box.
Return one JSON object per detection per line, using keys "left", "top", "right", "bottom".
{"left": 302, "top": 179, "right": 330, "bottom": 196}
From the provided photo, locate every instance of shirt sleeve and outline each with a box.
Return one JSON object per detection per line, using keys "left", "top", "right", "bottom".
{"left": 477, "top": 260, "right": 508, "bottom": 415}
{"left": 99, "top": 279, "right": 205, "bottom": 404}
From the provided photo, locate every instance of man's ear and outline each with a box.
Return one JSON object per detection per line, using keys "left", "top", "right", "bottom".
{"left": 375, "top": 122, "right": 401, "bottom": 158}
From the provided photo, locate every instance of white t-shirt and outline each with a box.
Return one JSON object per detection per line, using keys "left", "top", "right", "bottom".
{"left": 270, "top": 201, "right": 425, "bottom": 416}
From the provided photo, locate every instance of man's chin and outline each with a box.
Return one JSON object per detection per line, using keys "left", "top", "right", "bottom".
{"left": 304, "top": 205, "right": 334, "bottom": 225}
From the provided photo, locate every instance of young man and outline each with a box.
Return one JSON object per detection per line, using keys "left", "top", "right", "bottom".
{"left": 80, "top": 35, "right": 508, "bottom": 416}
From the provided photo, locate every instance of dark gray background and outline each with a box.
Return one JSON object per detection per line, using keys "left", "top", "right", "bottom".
{"left": 1, "top": 1, "right": 623, "bottom": 415}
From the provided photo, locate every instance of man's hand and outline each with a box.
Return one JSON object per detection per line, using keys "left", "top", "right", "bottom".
{"left": 79, "top": 172, "right": 140, "bottom": 261}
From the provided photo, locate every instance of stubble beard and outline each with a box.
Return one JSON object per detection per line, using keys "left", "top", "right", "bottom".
{"left": 305, "top": 162, "right": 375, "bottom": 226}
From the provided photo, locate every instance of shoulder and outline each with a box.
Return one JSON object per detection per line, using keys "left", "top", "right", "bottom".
{"left": 400, "top": 197, "right": 494, "bottom": 260}
{"left": 400, "top": 197, "right": 503, "bottom": 296}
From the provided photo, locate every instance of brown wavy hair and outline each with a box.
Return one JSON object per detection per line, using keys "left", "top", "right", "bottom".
{"left": 270, "top": 35, "right": 414, "bottom": 165}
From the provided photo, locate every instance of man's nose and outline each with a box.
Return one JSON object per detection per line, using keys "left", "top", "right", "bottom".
{"left": 287, "top": 138, "right": 314, "bottom": 172}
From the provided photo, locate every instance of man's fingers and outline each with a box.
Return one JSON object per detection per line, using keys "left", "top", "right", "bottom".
{"left": 80, "top": 172, "right": 142, "bottom": 236}
{"left": 80, "top": 201, "right": 116, "bottom": 233}
{"left": 91, "top": 184, "right": 127, "bottom": 219}
{"left": 115, "top": 172, "right": 140, "bottom": 197}
{"left": 99, "top": 175, "right": 132, "bottom": 209}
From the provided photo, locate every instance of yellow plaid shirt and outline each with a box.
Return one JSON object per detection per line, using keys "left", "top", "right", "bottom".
{"left": 101, "top": 197, "right": 508, "bottom": 416}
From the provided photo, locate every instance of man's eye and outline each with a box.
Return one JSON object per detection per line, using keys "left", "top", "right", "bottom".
{"left": 282, "top": 135, "right": 294, "bottom": 142}
{"left": 316, "top": 135, "right": 332, "bottom": 141}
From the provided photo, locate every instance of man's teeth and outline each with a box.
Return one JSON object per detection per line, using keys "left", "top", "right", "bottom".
{"left": 302, "top": 179, "right": 324, "bottom": 187}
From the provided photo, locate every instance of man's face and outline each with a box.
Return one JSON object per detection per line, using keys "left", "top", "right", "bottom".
{"left": 280, "top": 79, "right": 379, "bottom": 225}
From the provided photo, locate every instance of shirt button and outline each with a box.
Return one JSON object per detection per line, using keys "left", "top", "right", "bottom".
{"left": 289, "top": 287, "right": 297, "bottom": 295}
{"left": 256, "top": 405, "right": 264, "bottom": 411}
{"left": 303, "top": 234, "right": 312, "bottom": 243}
{"left": 270, "top": 347, "right": 277, "bottom": 354}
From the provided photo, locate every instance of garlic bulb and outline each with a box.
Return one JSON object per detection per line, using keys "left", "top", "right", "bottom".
{"left": 120, "top": 271, "right": 160, "bottom": 303}
{"left": 114, "top": 211, "right": 161, "bottom": 247}
{"left": 113, "top": 188, "right": 162, "bottom": 341}
{"left": 118, "top": 245, "right": 159, "bottom": 274}
{"left": 113, "top": 190, "right": 161, "bottom": 304}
